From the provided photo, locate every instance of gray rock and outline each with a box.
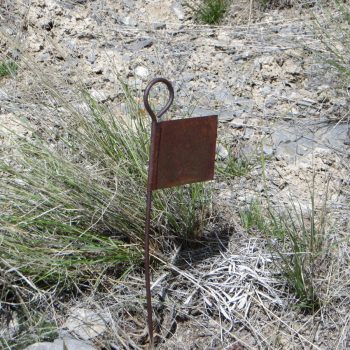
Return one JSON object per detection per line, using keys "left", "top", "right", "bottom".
{"left": 271, "top": 129, "right": 298, "bottom": 146}
{"left": 64, "top": 307, "right": 108, "bottom": 340}
{"left": 275, "top": 142, "right": 298, "bottom": 161}
{"left": 38, "top": 53, "right": 50, "bottom": 62}
{"left": 192, "top": 107, "right": 218, "bottom": 117}
{"left": 297, "top": 98, "right": 316, "bottom": 107}
{"left": 25, "top": 339, "right": 97, "bottom": 350}
{"left": 265, "top": 96, "right": 278, "bottom": 108}
{"left": 25, "top": 341, "right": 62, "bottom": 350}
{"left": 154, "top": 22, "right": 166, "bottom": 30}
{"left": 213, "top": 88, "right": 235, "bottom": 104}
{"left": 284, "top": 60, "right": 302, "bottom": 75}
{"left": 263, "top": 144, "right": 274, "bottom": 156}
{"left": 122, "top": 0, "right": 135, "bottom": 8}
{"left": 242, "top": 128, "right": 255, "bottom": 140}
{"left": 125, "top": 39, "right": 153, "bottom": 51}
{"left": 181, "top": 73, "right": 195, "bottom": 82}
{"left": 0, "top": 89, "right": 9, "bottom": 101}
{"left": 260, "top": 86, "right": 272, "bottom": 97}
{"left": 218, "top": 111, "right": 235, "bottom": 122}
{"left": 86, "top": 52, "right": 96, "bottom": 64}
{"left": 216, "top": 144, "right": 229, "bottom": 160}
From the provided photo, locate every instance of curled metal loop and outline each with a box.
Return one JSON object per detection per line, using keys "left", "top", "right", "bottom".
{"left": 143, "top": 77, "right": 174, "bottom": 122}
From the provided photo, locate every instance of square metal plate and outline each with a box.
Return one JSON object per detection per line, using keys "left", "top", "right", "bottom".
{"left": 150, "top": 115, "right": 218, "bottom": 190}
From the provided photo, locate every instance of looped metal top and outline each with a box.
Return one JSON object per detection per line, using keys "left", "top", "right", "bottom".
{"left": 143, "top": 77, "right": 174, "bottom": 122}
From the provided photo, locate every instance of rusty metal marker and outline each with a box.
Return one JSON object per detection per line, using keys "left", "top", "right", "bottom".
{"left": 143, "top": 78, "right": 218, "bottom": 346}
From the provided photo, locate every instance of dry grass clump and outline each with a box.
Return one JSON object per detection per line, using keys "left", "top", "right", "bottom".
{"left": 314, "top": 0, "right": 350, "bottom": 85}
{"left": 240, "top": 176, "right": 330, "bottom": 312}
{"left": 0, "top": 55, "right": 212, "bottom": 304}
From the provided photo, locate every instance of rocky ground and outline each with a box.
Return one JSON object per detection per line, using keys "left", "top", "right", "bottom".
{"left": 1, "top": 0, "right": 350, "bottom": 349}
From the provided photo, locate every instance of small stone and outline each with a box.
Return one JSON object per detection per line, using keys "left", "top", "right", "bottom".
{"left": 192, "top": 107, "right": 218, "bottom": 117}
{"left": 260, "top": 86, "right": 272, "bottom": 97}
{"left": 92, "top": 65, "right": 103, "bottom": 74}
{"left": 213, "top": 88, "right": 234, "bottom": 104}
{"left": 64, "top": 307, "right": 108, "bottom": 340}
{"left": 24, "top": 339, "right": 97, "bottom": 350}
{"left": 216, "top": 144, "right": 229, "bottom": 160}
{"left": 284, "top": 61, "right": 302, "bottom": 75}
{"left": 38, "top": 53, "right": 50, "bottom": 62}
{"left": 265, "top": 96, "right": 278, "bottom": 108}
{"left": 24, "top": 342, "right": 62, "bottom": 350}
{"left": 172, "top": 1, "right": 185, "bottom": 20}
{"left": 271, "top": 129, "right": 297, "bottom": 146}
{"left": 0, "top": 89, "right": 9, "bottom": 101}
{"left": 256, "top": 184, "right": 264, "bottom": 192}
{"left": 181, "top": 73, "right": 195, "bottom": 82}
{"left": 134, "top": 66, "right": 149, "bottom": 78}
{"left": 154, "top": 22, "right": 166, "bottom": 30}
{"left": 218, "top": 111, "right": 234, "bottom": 122}
{"left": 90, "top": 89, "right": 108, "bottom": 103}
{"left": 28, "top": 40, "right": 44, "bottom": 52}
{"left": 87, "top": 52, "right": 96, "bottom": 64}
{"left": 122, "top": 0, "right": 135, "bottom": 8}
{"left": 263, "top": 144, "right": 274, "bottom": 156}
{"left": 242, "top": 128, "right": 255, "bottom": 140}
{"left": 126, "top": 39, "right": 153, "bottom": 51}
{"left": 121, "top": 16, "right": 137, "bottom": 26}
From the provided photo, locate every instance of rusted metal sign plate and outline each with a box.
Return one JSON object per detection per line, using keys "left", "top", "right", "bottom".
{"left": 150, "top": 115, "right": 217, "bottom": 190}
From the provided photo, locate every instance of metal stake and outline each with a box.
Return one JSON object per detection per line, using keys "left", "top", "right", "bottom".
{"left": 143, "top": 78, "right": 174, "bottom": 347}
{"left": 143, "top": 77, "right": 217, "bottom": 347}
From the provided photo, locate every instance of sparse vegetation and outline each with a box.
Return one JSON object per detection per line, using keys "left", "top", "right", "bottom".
{"left": 0, "top": 60, "right": 18, "bottom": 77}
{"left": 241, "top": 177, "right": 329, "bottom": 311}
{"left": 315, "top": 0, "right": 350, "bottom": 84}
{"left": 216, "top": 152, "right": 252, "bottom": 179}
{"left": 0, "top": 68, "right": 212, "bottom": 298}
{"left": 186, "top": 0, "right": 229, "bottom": 24}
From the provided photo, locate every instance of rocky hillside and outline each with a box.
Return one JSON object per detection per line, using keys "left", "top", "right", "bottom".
{"left": 1, "top": 1, "right": 349, "bottom": 349}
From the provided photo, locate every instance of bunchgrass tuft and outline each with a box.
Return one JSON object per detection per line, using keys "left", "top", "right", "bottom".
{"left": 314, "top": 0, "right": 350, "bottom": 84}
{"left": 186, "top": 0, "right": 229, "bottom": 25}
{"left": 0, "top": 60, "right": 18, "bottom": 77}
{"left": 241, "top": 176, "right": 329, "bottom": 312}
{"left": 0, "top": 62, "right": 212, "bottom": 301}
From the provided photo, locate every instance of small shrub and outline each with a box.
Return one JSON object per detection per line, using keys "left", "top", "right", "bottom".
{"left": 0, "top": 60, "right": 18, "bottom": 77}
{"left": 187, "top": 0, "right": 229, "bottom": 24}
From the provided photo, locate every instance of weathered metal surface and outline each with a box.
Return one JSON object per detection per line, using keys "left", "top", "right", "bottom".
{"left": 150, "top": 115, "right": 217, "bottom": 190}
{"left": 142, "top": 77, "right": 218, "bottom": 347}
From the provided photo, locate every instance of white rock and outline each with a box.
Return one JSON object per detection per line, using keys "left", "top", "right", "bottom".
{"left": 64, "top": 307, "right": 108, "bottom": 340}
{"left": 134, "top": 66, "right": 149, "bottom": 78}
{"left": 90, "top": 89, "right": 108, "bottom": 103}
{"left": 171, "top": 1, "right": 185, "bottom": 20}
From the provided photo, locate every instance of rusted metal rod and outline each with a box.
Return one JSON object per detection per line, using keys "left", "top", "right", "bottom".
{"left": 143, "top": 78, "right": 174, "bottom": 347}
